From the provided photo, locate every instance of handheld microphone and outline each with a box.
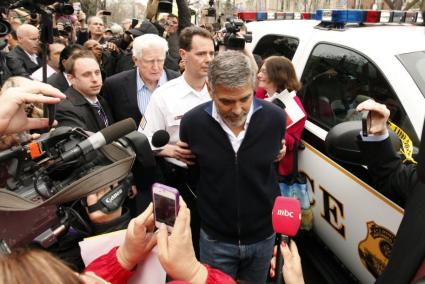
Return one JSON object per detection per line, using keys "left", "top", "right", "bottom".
{"left": 61, "top": 118, "right": 137, "bottom": 162}
{"left": 152, "top": 130, "right": 170, "bottom": 148}
{"left": 271, "top": 196, "right": 301, "bottom": 284}
{"left": 118, "top": 129, "right": 169, "bottom": 168}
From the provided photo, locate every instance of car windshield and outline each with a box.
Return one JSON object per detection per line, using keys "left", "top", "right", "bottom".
{"left": 397, "top": 51, "right": 425, "bottom": 98}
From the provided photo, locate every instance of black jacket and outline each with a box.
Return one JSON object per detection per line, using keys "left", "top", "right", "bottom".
{"left": 101, "top": 68, "right": 180, "bottom": 125}
{"left": 56, "top": 87, "right": 114, "bottom": 132}
{"left": 360, "top": 137, "right": 425, "bottom": 284}
{"left": 47, "top": 72, "right": 69, "bottom": 92}
{"left": 6, "top": 45, "right": 40, "bottom": 76}
{"left": 180, "top": 99, "right": 286, "bottom": 244}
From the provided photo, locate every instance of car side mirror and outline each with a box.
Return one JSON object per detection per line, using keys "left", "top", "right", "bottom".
{"left": 325, "top": 121, "right": 401, "bottom": 166}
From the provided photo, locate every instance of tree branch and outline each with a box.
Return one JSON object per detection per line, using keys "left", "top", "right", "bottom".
{"left": 383, "top": 0, "right": 395, "bottom": 10}
{"left": 403, "top": 0, "right": 420, "bottom": 10}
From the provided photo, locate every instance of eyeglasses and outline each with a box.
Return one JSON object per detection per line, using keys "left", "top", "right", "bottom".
{"left": 141, "top": 58, "right": 165, "bottom": 66}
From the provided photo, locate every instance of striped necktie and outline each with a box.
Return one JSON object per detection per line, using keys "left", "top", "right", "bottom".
{"left": 91, "top": 101, "right": 109, "bottom": 128}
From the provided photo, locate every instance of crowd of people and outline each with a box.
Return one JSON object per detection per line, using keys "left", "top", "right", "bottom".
{"left": 0, "top": 0, "right": 424, "bottom": 283}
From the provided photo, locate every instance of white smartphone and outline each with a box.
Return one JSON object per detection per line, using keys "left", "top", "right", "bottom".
{"left": 152, "top": 183, "right": 179, "bottom": 232}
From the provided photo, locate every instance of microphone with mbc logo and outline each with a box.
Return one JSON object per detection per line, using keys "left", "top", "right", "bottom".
{"left": 271, "top": 196, "right": 302, "bottom": 284}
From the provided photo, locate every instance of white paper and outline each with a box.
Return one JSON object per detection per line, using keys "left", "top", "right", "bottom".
{"left": 266, "top": 90, "right": 306, "bottom": 128}
{"left": 79, "top": 230, "right": 166, "bottom": 284}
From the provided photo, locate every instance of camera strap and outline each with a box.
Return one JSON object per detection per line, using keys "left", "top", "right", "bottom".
{"left": 84, "top": 173, "right": 132, "bottom": 213}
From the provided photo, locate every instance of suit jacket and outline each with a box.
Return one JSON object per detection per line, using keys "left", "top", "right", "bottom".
{"left": 360, "top": 137, "right": 425, "bottom": 284}
{"left": 101, "top": 68, "right": 180, "bottom": 125}
{"left": 6, "top": 45, "right": 41, "bottom": 77}
{"left": 56, "top": 87, "right": 114, "bottom": 132}
{"left": 47, "top": 72, "right": 70, "bottom": 93}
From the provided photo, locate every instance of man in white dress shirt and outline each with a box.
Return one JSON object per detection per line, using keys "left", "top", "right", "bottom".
{"left": 139, "top": 26, "right": 215, "bottom": 256}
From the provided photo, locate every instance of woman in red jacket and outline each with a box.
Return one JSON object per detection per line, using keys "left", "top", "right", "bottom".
{"left": 256, "top": 56, "right": 311, "bottom": 220}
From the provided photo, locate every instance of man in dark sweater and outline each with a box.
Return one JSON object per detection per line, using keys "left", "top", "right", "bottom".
{"left": 180, "top": 51, "right": 286, "bottom": 283}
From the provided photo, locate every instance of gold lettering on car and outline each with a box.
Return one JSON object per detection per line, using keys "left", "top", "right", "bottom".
{"left": 321, "top": 186, "right": 345, "bottom": 238}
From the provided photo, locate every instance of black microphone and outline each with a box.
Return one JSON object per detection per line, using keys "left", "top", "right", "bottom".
{"left": 152, "top": 130, "right": 170, "bottom": 148}
{"left": 61, "top": 118, "right": 137, "bottom": 162}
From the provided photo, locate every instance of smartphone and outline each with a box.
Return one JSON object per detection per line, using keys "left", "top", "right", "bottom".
{"left": 152, "top": 183, "right": 179, "bottom": 232}
{"left": 101, "top": 11, "right": 112, "bottom": 16}
{"left": 362, "top": 110, "right": 370, "bottom": 137}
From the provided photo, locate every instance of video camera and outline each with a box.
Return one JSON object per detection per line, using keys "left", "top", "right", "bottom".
{"left": 222, "top": 18, "right": 252, "bottom": 50}
{"left": 0, "top": 119, "right": 165, "bottom": 253}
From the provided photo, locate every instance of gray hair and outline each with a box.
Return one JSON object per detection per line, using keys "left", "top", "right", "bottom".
{"left": 132, "top": 34, "right": 169, "bottom": 59}
{"left": 208, "top": 51, "right": 256, "bottom": 93}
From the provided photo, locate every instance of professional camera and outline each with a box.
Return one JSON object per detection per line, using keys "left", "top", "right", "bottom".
{"left": 0, "top": 119, "right": 140, "bottom": 204}
{"left": 158, "top": 0, "right": 172, "bottom": 13}
{"left": 222, "top": 18, "right": 252, "bottom": 50}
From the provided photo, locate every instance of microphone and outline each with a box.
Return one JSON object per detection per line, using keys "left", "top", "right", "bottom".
{"left": 118, "top": 129, "right": 169, "bottom": 168}
{"left": 152, "top": 130, "right": 170, "bottom": 148}
{"left": 271, "top": 196, "right": 301, "bottom": 284}
{"left": 61, "top": 118, "right": 137, "bottom": 162}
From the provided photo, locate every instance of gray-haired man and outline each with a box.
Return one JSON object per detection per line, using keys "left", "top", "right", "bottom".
{"left": 179, "top": 51, "right": 287, "bottom": 283}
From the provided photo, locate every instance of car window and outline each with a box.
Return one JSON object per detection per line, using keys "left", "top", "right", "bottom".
{"left": 397, "top": 51, "right": 425, "bottom": 99}
{"left": 299, "top": 43, "right": 419, "bottom": 147}
{"left": 253, "top": 34, "right": 299, "bottom": 60}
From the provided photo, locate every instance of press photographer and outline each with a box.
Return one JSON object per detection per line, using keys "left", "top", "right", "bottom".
{"left": 219, "top": 18, "right": 252, "bottom": 50}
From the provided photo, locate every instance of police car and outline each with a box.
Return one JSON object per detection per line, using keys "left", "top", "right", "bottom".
{"left": 245, "top": 10, "right": 425, "bottom": 283}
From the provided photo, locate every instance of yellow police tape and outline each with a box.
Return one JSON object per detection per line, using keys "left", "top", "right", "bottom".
{"left": 388, "top": 121, "right": 417, "bottom": 164}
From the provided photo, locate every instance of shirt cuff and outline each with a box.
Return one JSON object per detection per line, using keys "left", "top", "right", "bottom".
{"left": 360, "top": 131, "right": 389, "bottom": 142}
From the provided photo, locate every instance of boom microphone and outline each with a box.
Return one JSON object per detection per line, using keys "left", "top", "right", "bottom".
{"left": 271, "top": 196, "right": 301, "bottom": 284}
{"left": 61, "top": 118, "right": 137, "bottom": 162}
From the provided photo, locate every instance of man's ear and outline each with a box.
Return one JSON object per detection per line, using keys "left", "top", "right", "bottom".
{"left": 132, "top": 56, "right": 137, "bottom": 65}
{"left": 179, "top": 48, "right": 186, "bottom": 61}
{"left": 67, "top": 73, "right": 75, "bottom": 85}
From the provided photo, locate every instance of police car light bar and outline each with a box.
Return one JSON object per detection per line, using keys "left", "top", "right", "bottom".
{"left": 237, "top": 10, "right": 423, "bottom": 25}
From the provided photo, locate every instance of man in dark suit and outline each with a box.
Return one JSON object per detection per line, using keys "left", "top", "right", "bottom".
{"left": 47, "top": 44, "right": 84, "bottom": 92}
{"left": 6, "top": 24, "right": 41, "bottom": 76}
{"left": 101, "top": 33, "right": 179, "bottom": 216}
{"left": 56, "top": 51, "right": 113, "bottom": 132}
{"left": 357, "top": 100, "right": 425, "bottom": 284}
{"left": 102, "top": 33, "right": 179, "bottom": 126}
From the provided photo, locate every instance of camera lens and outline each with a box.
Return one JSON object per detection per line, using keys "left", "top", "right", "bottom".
{"left": 0, "top": 20, "right": 11, "bottom": 37}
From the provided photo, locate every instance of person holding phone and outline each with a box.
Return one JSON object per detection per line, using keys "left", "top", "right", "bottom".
{"left": 356, "top": 100, "right": 425, "bottom": 284}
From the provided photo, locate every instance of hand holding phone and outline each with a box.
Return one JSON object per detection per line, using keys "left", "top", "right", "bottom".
{"left": 152, "top": 183, "right": 179, "bottom": 232}
{"left": 362, "top": 110, "right": 370, "bottom": 137}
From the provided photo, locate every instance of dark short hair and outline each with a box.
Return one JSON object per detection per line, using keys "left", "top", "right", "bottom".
{"left": 168, "top": 14, "right": 178, "bottom": 19}
{"left": 59, "top": 44, "right": 84, "bottom": 72}
{"left": 179, "top": 26, "right": 213, "bottom": 51}
{"left": 65, "top": 50, "right": 98, "bottom": 75}
{"left": 264, "top": 56, "right": 301, "bottom": 92}
{"left": 48, "top": 39, "right": 66, "bottom": 59}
